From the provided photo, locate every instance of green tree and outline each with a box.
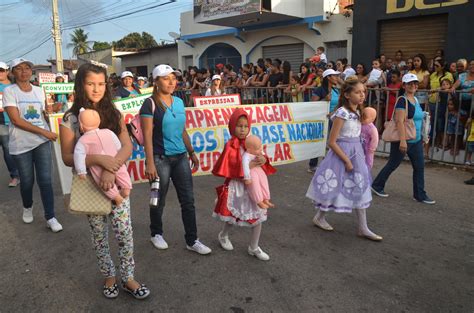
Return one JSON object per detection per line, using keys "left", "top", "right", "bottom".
{"left": 93, "top": 41, "right": 111, "bottom": 51}
{"left": 113, "top": 32, "right": 158, "bottom": 49}
{"left": 68, "top": 28, "right": 92, "bottom": 56}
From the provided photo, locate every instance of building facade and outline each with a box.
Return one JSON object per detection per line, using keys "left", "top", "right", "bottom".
{"left": 77, "top": 48, "right": 138, "bottom": 75}
{"left": 352, "top": 0, "right": 474, "bottom": 67}
{"left": 178, "top": 0, "right": 353, "bottom": 71}
{"left": 119, "top": 44, "right": 178, "bottom": 77}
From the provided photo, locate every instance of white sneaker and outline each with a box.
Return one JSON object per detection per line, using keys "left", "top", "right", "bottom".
{"left": 46, "top": 217, "right": 63, "bottom": 233}
{"left": 151, "top": 235, "right": 168, "bottom": 250}
{"left": 186, "top": 239, "right": 212, "bottom": 255}
{"left": 248, "top": 246, "right": 270, "bottom": 261}
{"left": 22, "top": 207, "right": 33, "bottom": 224}
{"left": 218, "top": 231, "right": 233, "bottom": 251}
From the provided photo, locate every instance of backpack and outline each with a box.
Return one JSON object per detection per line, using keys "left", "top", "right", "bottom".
{"left": 127, "top": 97, "right": 155, "bottom": 146}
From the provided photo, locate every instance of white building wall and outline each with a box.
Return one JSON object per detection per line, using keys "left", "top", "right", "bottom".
{"left": 178, "top": 10, "right": 353, "bottom": 69}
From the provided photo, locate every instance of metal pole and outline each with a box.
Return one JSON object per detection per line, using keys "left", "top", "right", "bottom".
{"left": 52, "top": 0, "right": 64, "bottom": 73}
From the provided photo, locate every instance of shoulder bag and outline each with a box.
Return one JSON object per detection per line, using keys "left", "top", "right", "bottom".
{"left": 69, "top": 173, "right": 112, "bottom": 216}
{"left": 382, "top": 96, "right": 416, "bottom": 142}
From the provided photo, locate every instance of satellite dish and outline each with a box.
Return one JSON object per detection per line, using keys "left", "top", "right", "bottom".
{"left": 168, "top": 32, "right": 180, "bottom": 39}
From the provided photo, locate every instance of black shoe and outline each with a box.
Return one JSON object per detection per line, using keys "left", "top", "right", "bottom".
{"left": 371, "top": 186, "right": 389, "bottom": 197}
{"left": 464, "top": 178, "right": 474, "bottom": 185}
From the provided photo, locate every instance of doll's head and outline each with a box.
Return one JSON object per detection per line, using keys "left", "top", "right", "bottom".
{"left": 245, "top": 135, "right": 263, "bottom": 155}
{"left": 79, "top": 108, "right": 101, "bottom": 132}
{"left": 362, "top": 107, "right": 377, "bottom": 125}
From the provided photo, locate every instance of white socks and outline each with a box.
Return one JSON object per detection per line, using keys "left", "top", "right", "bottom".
{"left": 249, "top": 223, "right": 262, "bottom": 250}
{"left": 355, "top": 208, "right": 378, "bottom": 237}
{"left": 314, "top": 210, "right": 333, "bottom": 229}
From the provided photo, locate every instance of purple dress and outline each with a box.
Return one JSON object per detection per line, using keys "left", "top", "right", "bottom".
{"left": 306, "top": 107, "right": 372, "bottom": 213}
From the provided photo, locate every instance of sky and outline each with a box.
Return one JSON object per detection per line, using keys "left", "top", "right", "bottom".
{"left": 0, "top": 0, "right": 193, "bottom": 65}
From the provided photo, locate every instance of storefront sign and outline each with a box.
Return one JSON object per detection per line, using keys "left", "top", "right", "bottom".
{"left": 386, "top": 0, "right": 468, "bottom": 14}
{"left": 194, "top": 94, "right": 241, "bottom": 107}
{"left": 50, "top": 101, "right": 329, "bottom": 194}
{"left": 194, "top": 0, "right": 260, "bottom": 22}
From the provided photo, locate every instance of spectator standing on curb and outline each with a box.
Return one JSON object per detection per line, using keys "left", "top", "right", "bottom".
{"left": 0, "top": 61, "right": 20, "bottom": 187}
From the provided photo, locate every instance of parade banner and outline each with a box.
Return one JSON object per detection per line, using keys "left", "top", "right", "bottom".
{"left": 114, "top": 93, "right": 152, "bottom": 112}
{"left": 41, "top": 83, "right": 74, "bottom": 94}
{"left": 140, "top": 87, "right": 153, "bottom": 94}
{"left": 50, "top": 101, "right": 329, "bottom": 195}
{"left": 193, "top": 94, "right": 241, "bottom": 107}
{"left": 39, "top": 72, "right": 68, "bottom": 84}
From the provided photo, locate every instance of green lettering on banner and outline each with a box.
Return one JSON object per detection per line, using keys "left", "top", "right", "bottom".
{"left": 113, "top": 93, "right": 152, "bottom": 112}
{"left": 41, "top": 83, "right": 75, "bottom": 94}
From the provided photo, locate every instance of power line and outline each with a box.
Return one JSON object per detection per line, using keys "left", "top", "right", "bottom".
{"left": 6, "top": 35, "right": 53, "bottom": 63}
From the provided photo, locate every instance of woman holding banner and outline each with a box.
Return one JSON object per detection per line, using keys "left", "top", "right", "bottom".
{"left": 60, "top": 63, "right": 150, "bottom": 299}
{"left": 140, "top": 64, "right": 212, "bottom": 255}
{"left": 2, "top": 58, "right": 62, "bottom": 232}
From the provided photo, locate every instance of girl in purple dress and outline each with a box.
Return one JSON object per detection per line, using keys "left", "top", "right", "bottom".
{"left": 306, "top": 79, "right": 382, "bottom": 241}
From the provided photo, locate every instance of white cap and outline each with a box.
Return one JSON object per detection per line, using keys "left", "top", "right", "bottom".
{"left": 10, "top": 58, "right": 33, "bottom": 69}
{"left": 137, "top": 76, "right": 145, "bottom": 81}
{"left": 323, "top": 69, "right": 340, "bottom": 78}
{"left": 402, "top": 73, "right": 419, "bottom": 84}
{"left": 152, "top": 64, "right": 180, "bottom": 80}
{"left": 121, "top": 71, "right": 134, "bottom": 79}
{"left": 0, "top": 62, "right": 8, "bottom": 70}
{"left": 343, "top": 68, "right": 356, "bottom": 80}
{"left": 56, "top": 73, "right": 64, "bottom": 78}
{"left": 212, "top": 74, "right": 221, "bottom": 81}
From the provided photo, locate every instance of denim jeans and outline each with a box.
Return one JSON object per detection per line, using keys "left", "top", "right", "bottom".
{"left": 12, "top": 141, "right": 55, "bottom": 220}
{"left": 151, "top": 153, "right": 197, "bottom": 246}
{"left": 0, "top": 125, "right": 19, "bottom": 179}
{"left": 372, "top": 140, "right": 427, "bottom": 201}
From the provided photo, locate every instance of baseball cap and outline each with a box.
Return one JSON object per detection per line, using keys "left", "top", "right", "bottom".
{"left": 56, "top": 73, "right": 64, "bottom": 78}
{"left": 0, "top": 62, "right": 9, "bottom": 70}
{"left": 10, "top": 58, "right": 34, "bottom": 69}
{"left": 343, "top": 68, "right": 356, "bottom": 80}
{"left": 216, "top": 63, "right": 224, "bottom": 69}
{"left": 137, "top": 76, "right": 145, "bottom": 81}
{"left": 402, "top": 73, "right": 419, "bottom": 84}
{"left": 121, "top": 71, "right": 134, "bottom": 79}
{"left": 152, "top": 64, "right": 180, "bottom": 80}
{"left": 322, "top": 69, "right": 340, "bottom": 78}
{"left": 212, "top": 74, "right": 221, "bottom": 81}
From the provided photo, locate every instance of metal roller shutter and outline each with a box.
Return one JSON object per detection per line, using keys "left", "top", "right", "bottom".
{"left": 380, "top": 14, "right": 448, "bottom": 60}
{"left": 262, "top": 43, "right": 304, "bottom": 71}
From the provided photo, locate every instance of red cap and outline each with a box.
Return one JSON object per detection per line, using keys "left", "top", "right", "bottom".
{"left": 216, "top": 63, "right": 224, "bottom": 69}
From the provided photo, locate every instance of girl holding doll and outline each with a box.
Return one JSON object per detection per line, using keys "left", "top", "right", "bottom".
{"left": 212, "top": 108, "right": 276, "bottom": 260}
{"left": 306, "top": 79, "right": 382, "bottom": 241}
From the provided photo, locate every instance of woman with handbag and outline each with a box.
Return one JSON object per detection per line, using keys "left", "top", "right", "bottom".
{"left": 59, "top": 63, "right": 150, "bottom": 299}
{"left": 372, "top": 73, "right": 435, "bottom": 205}
{"left": 140, "top": 64, "right": 212, "bottom": 255}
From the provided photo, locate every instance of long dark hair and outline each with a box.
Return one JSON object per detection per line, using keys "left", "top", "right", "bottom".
{"left": 414, "top": 53, "right": 428, "bottom": 71}
{"left": 336, "top": 79, "right": 364, "bottom": 116}
{"left": 64, "top": 63, "right": 122, "bottom": 136}
{"left": 435, "top": 58, "right": 448, "bottom": 82}
{"left": 300, "top": 63, "right": 311, "bottom": 84}
{"left": 282, "top": 61, "right": 291, "bottom": 84}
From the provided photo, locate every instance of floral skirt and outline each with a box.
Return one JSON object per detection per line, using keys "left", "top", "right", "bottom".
{"left": 306, "top": 137, "right": 372, "bottom": 213}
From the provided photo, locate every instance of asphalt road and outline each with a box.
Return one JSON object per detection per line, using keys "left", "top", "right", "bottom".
{"left": 0, "top": 157, "right": 473, "bottom": 313}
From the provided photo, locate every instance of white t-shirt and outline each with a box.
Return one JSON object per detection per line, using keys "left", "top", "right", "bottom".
{"left": 319, "top": 53, "right": 327, "bottom": 63}
{"left": 205, "top": 88, "right": 223, "bottom": 96}
{"left": 368, "top": 69, "right": 383, "bottom": 82}
{"left": 2, "top": 84, "right": 49, "bottom": 155}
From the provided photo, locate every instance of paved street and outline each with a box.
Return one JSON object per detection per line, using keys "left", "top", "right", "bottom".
{"left": 0, "top": 157, "right": 473, "bottom": 313}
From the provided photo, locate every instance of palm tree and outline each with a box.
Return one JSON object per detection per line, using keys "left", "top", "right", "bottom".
{"left": 68, "top": 28, "right": 93, "bottom": 56}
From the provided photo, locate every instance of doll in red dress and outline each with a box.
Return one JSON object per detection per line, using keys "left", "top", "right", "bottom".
{"left": 212, "top": 108, "right": 276, "bottom": 261}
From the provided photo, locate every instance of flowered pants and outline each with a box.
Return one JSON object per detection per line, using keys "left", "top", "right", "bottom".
{"left": 87, "top": 197, "right": 135, "bottom": 284}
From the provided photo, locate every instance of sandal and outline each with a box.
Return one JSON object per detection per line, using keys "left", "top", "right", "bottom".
{"left": 122, "top": 283, "right": 150, "bottom": 300}
{"left": 103, "top": 283, "right": 119, "bottom": 299}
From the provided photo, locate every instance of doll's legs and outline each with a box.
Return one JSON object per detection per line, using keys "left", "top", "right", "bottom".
{"left": 115, "top": 165, "right": 132, "bottom": 198}
{"left": 247, "top": 168, "right": 272, "bottom": 208}
{"left": 89, "top": 166, "right": 123, "bottom": 205}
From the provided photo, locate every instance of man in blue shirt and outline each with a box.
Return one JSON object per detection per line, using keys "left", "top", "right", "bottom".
{"left": 0, "top": 61, "right": 20, "bottom": 187}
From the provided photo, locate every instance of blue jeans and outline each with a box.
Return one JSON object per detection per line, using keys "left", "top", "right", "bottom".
{"left": 372, "top": 140, "right": 428, "bottom": 201}
{"left": 0, "top": 125, "right": 19, "bottom": 179}
{"left": 151, "top": 153, "right": 197, "bottom": 246}
{"left": 12, "top": 141, "right": 55, "bottom": 220}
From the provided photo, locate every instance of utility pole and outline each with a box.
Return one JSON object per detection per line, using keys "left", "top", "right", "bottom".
{"left": 52, "top": 0, "right": 64, "bottom": 73}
